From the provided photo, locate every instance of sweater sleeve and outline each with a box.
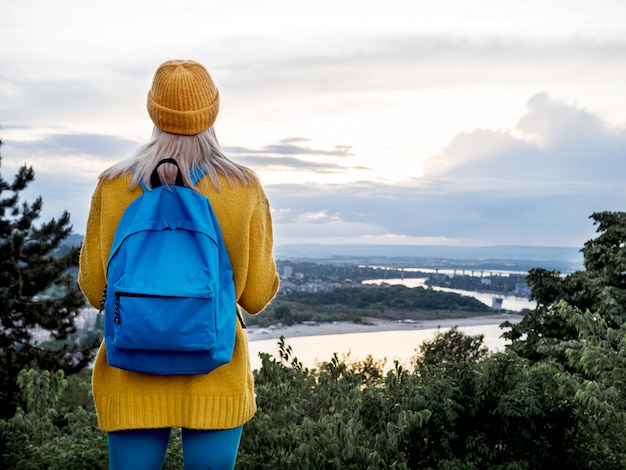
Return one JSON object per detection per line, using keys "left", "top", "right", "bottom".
{"left": 78, "top": 179, "right": 107, "bottom": 309}
{"left": 237, "top": 184, "right": 280, "bottom": 314}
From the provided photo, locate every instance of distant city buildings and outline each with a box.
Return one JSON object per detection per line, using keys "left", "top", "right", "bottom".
{"left": 282, "top": 265, "right": 293, "bottom": 279}
{"left": 278, "top": 278, "right": 359, "bottom": 294}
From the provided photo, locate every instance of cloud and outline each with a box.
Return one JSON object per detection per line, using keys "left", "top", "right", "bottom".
{"left": 225, "top": 139, "right": 363, "bottom": 174}
{"left": 5, "top": 133, "right": 139, "bottom": 160}
{"left": 226, "top": 137, "right": 353, "bottom": 157}
{"left": 268, "top": 94, "right": 626, "bottom": 247}
{"left": 1, "top": 0, "right": 625, "bottom": 251}
{"left": 268, "top": 179, "right": 605, "bottom": 245}
{"left": 219, "top": 34, "right": 626, "bottom": 96}
{"left": 0, "top": 74, "right": 138, "bottom": 126}
{"left": 262, "top": 142, "right": 353, "bottom": 158}
{"left": 2, "top": 93, "right": 624, "bottom": 248}
{"left": 423, "top": 93, "right": 626, "bottom": 181}
{"left": 5, "top": 29, "right": 619, "bottom": 137}
{"left": 516, "top": 93, "right": 623, "bottom": 147}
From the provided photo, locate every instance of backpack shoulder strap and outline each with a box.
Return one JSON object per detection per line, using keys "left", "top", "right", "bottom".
{"left": 138, "top": 159, "right": 207, "bottom": 191}
{"left": 151, "top": 158, "right": 184, "bottom": 188}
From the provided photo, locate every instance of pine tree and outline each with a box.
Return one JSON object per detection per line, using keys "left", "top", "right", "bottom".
{"left": 0, "top": 136, "right": 98, "bottom": 418}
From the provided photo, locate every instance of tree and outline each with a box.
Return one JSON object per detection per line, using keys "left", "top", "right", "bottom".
{"left": 0, "top": 137, "right": 99, "bottom": 419}
{"left": 502, "top": 211, "right": 626, "bottom": 362}
{"left": 273, "top": 304, "right": 294, "bottom": 325}
{"left": 414, "top": 326, "right": 489, "bottom": 366}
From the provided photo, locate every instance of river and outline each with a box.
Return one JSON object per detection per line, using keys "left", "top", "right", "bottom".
{"left": 247, "top": 277, "right": 530, "bottom": 371}
{"left": 248, "top": 321, "right": 519, "bottom": 372}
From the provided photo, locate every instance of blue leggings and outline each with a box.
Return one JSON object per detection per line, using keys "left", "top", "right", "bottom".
{"left": 107, "top": 426, "right": 243, "bottom": 470}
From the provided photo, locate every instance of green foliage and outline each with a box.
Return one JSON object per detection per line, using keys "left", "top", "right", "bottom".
{"left": 286, "top": 285, "right": 490, "bottom": 313}
{"left": 0, "top": 369, "right": 198, "bottom": 470}
{"left": 241, "top": 317, "right": 626, "bottom": 468}
{"left": 556, "top": 301, "right": 626, "bottom": 467}
{"left": 502, "top": 211, "right": 626, "bottom": 362}
{"left": 3, "top": 211, "right": 626, "bottom": 468}
{"left": 408, "top": 353, "right": 586, "bottom": 469}
{"left": 274, "top": 304, "right": 295, "bottom": 325}
{"left": 237, "top": 333, "right": 599, "bottom": 469}
{"left": 0, "top": 146, "right": 99, "bottom": 418}
{"left": 2, "top": 326, "right": 626, "bottom": 468}
{"left": 0, "top": 369, "right": 107, "bottom": 469}
{"left": 56, "top": 369, "right": 95, "bottom": 415}
{"left": 247, "top": 284, "right": 492, "bottom": 327}
{"left": 238, "top": 338, "right": 433, "bottom": 469}
{"left": 415, "top": 326, "right": 489, "bottom": 366}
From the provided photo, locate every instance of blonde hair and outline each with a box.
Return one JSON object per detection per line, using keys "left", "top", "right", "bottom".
{"left": 100, "top": 127, "right": 254, "bottom": 190}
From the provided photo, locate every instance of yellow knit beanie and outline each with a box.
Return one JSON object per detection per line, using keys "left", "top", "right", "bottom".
{"left": 147, "top": 59, "right": 220, "bottom": 135}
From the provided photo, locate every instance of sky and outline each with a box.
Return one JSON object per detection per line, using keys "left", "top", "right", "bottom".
{"left": 1, "top": 0, "right": 626, "bottom": 249}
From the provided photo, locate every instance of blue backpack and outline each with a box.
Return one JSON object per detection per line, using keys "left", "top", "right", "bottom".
{"left": 102, "top": 158, "right": 238, "bottom": 375}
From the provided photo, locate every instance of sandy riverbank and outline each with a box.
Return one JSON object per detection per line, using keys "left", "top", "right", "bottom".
{"left": 246, "top": 313, "right": 521, "bottom": 342}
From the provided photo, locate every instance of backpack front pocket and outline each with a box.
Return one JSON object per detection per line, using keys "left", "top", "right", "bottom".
{"left": 111, "top": 275, "right": 217, "bottom": 352}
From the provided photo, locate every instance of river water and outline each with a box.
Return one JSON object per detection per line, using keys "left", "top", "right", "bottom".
{"left": 248, "top": 322, "right": 518, "bottom": 372}
{"left": 248, "top": 277, "right": 528, "bottom": 371}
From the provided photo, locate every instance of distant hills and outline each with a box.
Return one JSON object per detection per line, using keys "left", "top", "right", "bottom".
{"left": 274, "top": 244, "right": 583, "bottom": 274}
{"left": 66, "top": 233, "right": 85, "bottom": 247}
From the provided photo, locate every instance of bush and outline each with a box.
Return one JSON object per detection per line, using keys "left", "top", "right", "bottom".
{"left": 2, "top": 325, "right": 626, "bottom": 469}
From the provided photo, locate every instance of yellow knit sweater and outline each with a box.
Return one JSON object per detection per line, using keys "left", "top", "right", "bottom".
{"left": 78, "top": 172, "right": 279, "bottom": 432}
